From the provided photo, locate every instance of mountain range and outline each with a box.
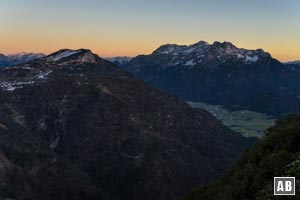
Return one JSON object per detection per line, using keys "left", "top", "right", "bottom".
{"left": 0, "top": 49, "right": 255, "bottom": 200}
{"left": 106, "top": 56, "right": 133, "bottom": 67}
{"left": 122, "top": 41, "right": 300, "bottom": 116}
{"left": 0, "top": 52, "right": 45, "bottom": 67}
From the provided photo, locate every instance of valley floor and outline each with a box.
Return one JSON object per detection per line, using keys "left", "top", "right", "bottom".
{"left": 188, "top": 102, "right": 276, "bottom": 138}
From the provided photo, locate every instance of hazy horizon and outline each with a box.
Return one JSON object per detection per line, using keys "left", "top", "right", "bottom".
{"left": 1, "top": 0, "right": 299, "bottom": 61}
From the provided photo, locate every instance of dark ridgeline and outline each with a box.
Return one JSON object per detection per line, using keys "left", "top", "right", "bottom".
{"left": 183, "top": 114, "right": 300, "bottom": 200}
{"left": 0, "top": 49, "right": 255, "bottom": 200}
{"left": 123, "top": 41, "right": 300, "bottom": 116}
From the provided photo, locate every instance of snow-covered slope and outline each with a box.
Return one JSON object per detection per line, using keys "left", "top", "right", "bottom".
{"left": 46, "top": 49, "right": 97, "bottom": 63}
{"left": 47, "top": 50, "right": 81, "bottom": 61}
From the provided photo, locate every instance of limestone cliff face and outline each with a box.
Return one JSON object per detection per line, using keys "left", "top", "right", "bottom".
{"left": 78, "top": 51, "right": 96, "bottom": 63}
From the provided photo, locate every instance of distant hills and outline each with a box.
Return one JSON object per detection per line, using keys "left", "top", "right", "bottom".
{"left": 284, "top": 60, "right": 300, "bottom": 73}
{"left": 0, "top": 49, "right": 255, "bottom": 200}
{"left": 284, "top": 60, "right": 300, "bottom": 65}
{"left": 122, "top": 41, "right": 300, "bottom": 116}
{"left": 183, "top": 114, "right": 300, "bottom": 200}
{"left": 106, "top": 56, "right": 132, "bottom": 67}
{"left": 3, "top": 44, "right": 299, "bottom": 117}
{"left": 0, "top": 52, "right": 45, "bottom": 67}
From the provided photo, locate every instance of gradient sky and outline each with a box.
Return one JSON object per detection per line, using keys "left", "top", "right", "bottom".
{"left": 0, "top": 0, "right": 299, "bottom": 61}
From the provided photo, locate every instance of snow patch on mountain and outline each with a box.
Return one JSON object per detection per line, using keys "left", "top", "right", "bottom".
{"left": 245, "top": 55, "right": 259, "bottom": 63}
{"left": 184, "top": 59, "right": 196, "bottom": 66}
{"left": 237, "top": 54, "right": 245, "bottom": 59}
{"left": 35, "top": 70, "right": 52, "bottom": 79}
{"left": 48, "top": 50, "right": 81, "bottom": 61}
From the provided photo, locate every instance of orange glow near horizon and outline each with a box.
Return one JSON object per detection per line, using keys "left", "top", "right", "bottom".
{"left": 0, "top": 38, "right": 298, "bottom": 62}
{"left": 0, "top": 1, "right": 299, "bottom": 62}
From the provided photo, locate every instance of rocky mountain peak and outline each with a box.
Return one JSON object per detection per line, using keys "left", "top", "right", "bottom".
{"left": 129, "top": 41, "right": 276, "bottom": 73}
{"left": 193, "top": 40, "right": 210, "bottom": 46}
{"left": 152, "top": 44, "right": 181, "bottom": 55}
{"left": 122, "top": 40, "right": 298, "bottom": 116}
{"left": 208, "top": 42, "right": 273, "bottom": 64}
{"left": 149, "top": 40, "right": 273, "bottom": 65}
{"left": 215, "top": 41, "right": 238, "bottom": 52}
{"left": 212, "top": 41, "right": 236, "bottom": 48}
{"left": 46, "top": 49, "right": 97, "bottom": 63}
{"left": 152, "top": 41, "right": 210, "bottom": 57}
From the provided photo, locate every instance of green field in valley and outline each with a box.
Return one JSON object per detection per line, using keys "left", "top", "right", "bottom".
{"left": 188, "top": 102, "right": 276, "bottom": 138}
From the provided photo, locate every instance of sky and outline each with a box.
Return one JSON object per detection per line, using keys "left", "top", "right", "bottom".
{"left": 0, "top": 0, "right": 299, "bottom": 61}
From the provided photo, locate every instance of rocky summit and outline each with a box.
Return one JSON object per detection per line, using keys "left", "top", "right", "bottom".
{"left": 0, "top": 49, "right": 255, "bottom": 200}
{"left": 123, "top": 41, "right": 300, "bottom": 116}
